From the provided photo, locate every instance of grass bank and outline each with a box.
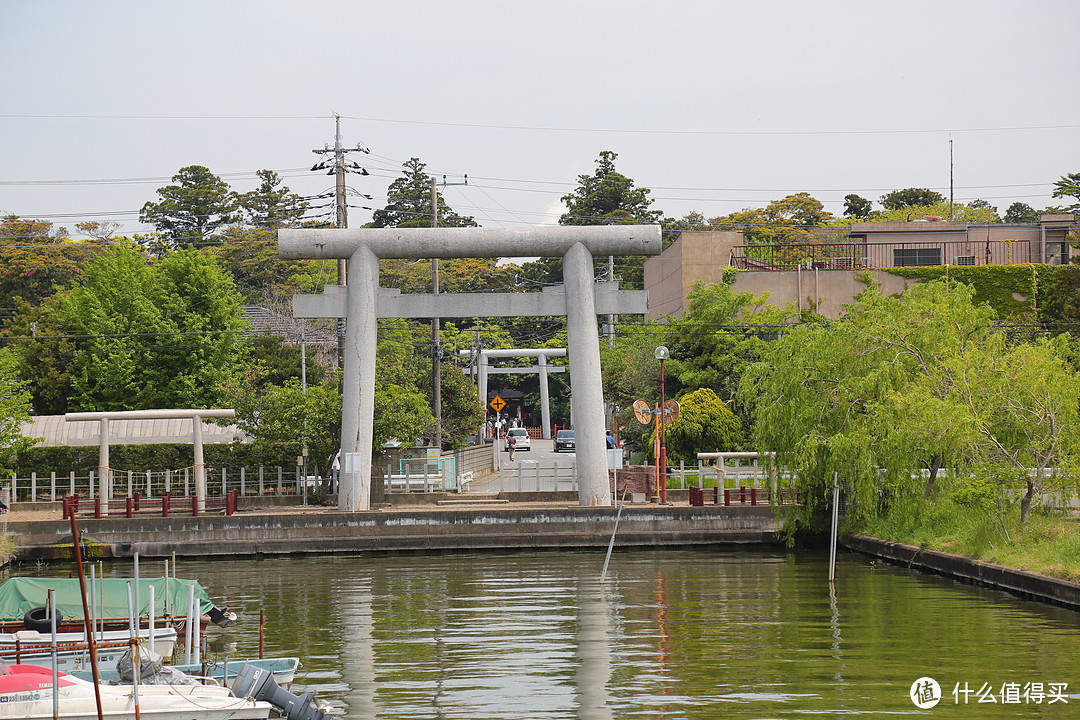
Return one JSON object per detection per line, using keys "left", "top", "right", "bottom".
{"left": 858, "top": 493, "right": 1080, "bottom": 583}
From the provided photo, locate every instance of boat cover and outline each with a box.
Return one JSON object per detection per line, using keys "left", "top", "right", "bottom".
{"left": 0, "top": 577, "right": 214, "bottom": 621}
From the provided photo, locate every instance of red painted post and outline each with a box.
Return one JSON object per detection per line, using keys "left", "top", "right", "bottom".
{"left": 133, "top": 492, "right": 141, "bottom": 512}
{"left": 94, "top": 498, "right": 101, "bottom": 519}
{"left": 740, "top": 486, "right": 747, "bottom": 504}
{"left": 751, "top": 487, "right": 757, "bottom": 506}
{"left": 723, "top": 488, "right": 730, "bottom": 506}
{"left": 192, "top": 495, "right": 199, "bottom": 517}
{"left": 62, "top": 496, "right": 69, "bottom": 520}
{"left": 125, "top": 496, "right": 133, "bottom": 518}
{"left": 162, "top": 493, "right": 170, "bottom": 518}
{"left": 659, "top": 358, "right": 668, "bottom": 505}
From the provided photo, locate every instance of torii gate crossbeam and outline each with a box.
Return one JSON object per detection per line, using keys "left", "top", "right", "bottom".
{"left": 280, "top": 225, "right": 661, "bottom": 511}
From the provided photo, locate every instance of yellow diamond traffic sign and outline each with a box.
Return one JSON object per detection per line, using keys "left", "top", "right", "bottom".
{"left": 489, "top": 395, "right": 506, "bottom": 412}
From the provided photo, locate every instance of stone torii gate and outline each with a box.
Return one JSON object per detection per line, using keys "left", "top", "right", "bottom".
{"left": 279, "top": 225, "right": 661, "bottom": 511}
{"left": 464, "top": 348, "right": 567, "bottom": 439}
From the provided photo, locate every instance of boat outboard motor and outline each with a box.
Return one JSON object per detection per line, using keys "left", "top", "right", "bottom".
{"left": 208, "top": 606, "right": 237, "bottom": 627}
{"left": 231, "top": 662, "right": 332, "bottom": 720}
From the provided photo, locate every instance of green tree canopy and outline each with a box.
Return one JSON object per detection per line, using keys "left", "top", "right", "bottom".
{"left": 212, "top": 228, "right": 333, "bottom": 302}
{"left": 237, "top": 169, "right": 308, "bottom": 229}
{"left": 243, "top": 334, "right": 326, "bottom": 388}
{"left": 222, "top": 368, "right": 342, "bottom": 469}
{"left": 843, "top": 194, "right": 873, "bottom": 219}
{"left": 739, "top": 278, "right": 1080, "bottom": 531}
{"left": 866, "top": 200, "right": 998, "bottom": 223}
{"left": 0, "top": 347, "right": 36, "bottom": 474}
{"left": 368, "top": 158, "right": 476, "bottom": 229}
{"left": 559, "top": 150, "right": 662, "bottom": 226}
{"left": 709, "top": 193, "right": 835, "bottom": 246}
{"left": 1051, "top": 172, "right": 1080, "bottom": 213}
{"left": 140, "top": 165, "right": 241, "bottom": 248}
{"left": 669, "top": 279, "right": 796, "bottom": 405}
{"left": 13, "top": 244, "right": 247, "bottom": 413}
{"left": 739, "top": 281, "right": 995, "bottom": 529}
{"left": 880, "top": 187, "right": 946, "bottom": 211}
{"left": 0, "top": 215, "right": 93, "bottom": 307}
{"left": 1004, "top": 202, "right": 1039, "bottom": 223}
{"left": 523, "top": 150, "right": 661, "bottom": 288}
{"left": 645, "top": 387, "right": 744, "bottom": 465}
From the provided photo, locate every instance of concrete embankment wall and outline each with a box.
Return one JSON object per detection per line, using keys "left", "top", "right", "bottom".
{"left": 8, "top": 504, "right": 783, "bottom": 561}
{"left": 843, "top": 534, "right": 1080, "bottom": 610}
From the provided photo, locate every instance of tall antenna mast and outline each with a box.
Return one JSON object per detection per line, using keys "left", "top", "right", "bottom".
{"left": 949, "top": 135, "right": 954, "bottom": 221}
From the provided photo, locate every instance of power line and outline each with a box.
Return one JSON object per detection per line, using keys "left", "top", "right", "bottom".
{"left": 4, "top": 112, "right": 1076, "bottom": 137}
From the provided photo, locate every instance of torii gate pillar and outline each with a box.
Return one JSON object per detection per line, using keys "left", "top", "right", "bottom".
{"left": 281, "top": 225, "right": 661, "bottom": 511}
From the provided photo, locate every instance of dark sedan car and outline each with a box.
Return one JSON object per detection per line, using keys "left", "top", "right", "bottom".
{"left": 554, "top": 429, "right": 575, "bottom": 452}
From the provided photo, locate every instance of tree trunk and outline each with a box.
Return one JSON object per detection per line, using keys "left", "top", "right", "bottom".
{"left": 1019, "top": 477, "right": 1034, "bottom": 523}
{"left": 924, "top": 453, "right": 942, "bottom": 499}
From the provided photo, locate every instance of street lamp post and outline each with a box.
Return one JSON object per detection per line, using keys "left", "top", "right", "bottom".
{"left": 654, "top": 345, "right": 670, "bottom": 504}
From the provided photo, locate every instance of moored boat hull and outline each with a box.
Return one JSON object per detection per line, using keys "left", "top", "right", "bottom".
{"left": 0, "top": 664, "right": 272, "bottom": 720}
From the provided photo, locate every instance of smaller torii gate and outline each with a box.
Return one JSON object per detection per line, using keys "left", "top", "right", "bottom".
{"left": 463, "top": 348, "right": 566, "bottom": 439}
{"left": 64, "top": 409, "right": 236, "bottom": 513}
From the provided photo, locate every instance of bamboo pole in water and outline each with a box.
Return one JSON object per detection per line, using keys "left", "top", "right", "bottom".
{"left": 68, "top": 512, "right": 104, "bottom": 720}
{"left": 829, "top": 472, "right": 840, "bottom": 583}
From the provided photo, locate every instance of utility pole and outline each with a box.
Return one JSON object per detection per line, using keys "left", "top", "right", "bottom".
{"left": 430, "top": 174, "right": 467, "bottom": 450}
{"left": 607, "top": 255, "right": 616, "bottom": 346}
{"left": 312, "top": 114, "right": 369, "bottom": 371}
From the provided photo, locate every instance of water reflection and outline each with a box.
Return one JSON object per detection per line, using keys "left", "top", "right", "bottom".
{"left": 576, "top": 581, "right": 611, "bottom": 720}
{"left": 9, "top": 548, "right": 1079, "bottom": 718}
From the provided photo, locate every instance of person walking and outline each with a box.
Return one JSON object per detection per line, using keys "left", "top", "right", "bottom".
{"left": 507, "top": 433, "right": 517, "bottom": 462}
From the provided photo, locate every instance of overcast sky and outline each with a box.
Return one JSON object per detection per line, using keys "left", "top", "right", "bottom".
{"left": 2, "top": 0, "right": 1077, "bottom": 241}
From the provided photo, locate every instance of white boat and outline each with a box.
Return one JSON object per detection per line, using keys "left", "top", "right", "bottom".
{"left": 0, "top": 663, "right": 272, "bottom": 720}
{"left": 0, "top": 626, "right": 178, "bottom": 674}
{"left": 76, "top": 655, "right": 301, "bottom": 689}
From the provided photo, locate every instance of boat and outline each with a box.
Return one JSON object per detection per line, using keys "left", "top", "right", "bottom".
{"left": 76, "top": 655, "right": 301, "bottom": 689}
{"left": 0, "top": 577, "right": 233, "bottom": 634}
{"left": 0, "top": 626, "right": 178, "bottom": 674}
{"left": 0, "top": 662, "right": 272, "bottom": 720}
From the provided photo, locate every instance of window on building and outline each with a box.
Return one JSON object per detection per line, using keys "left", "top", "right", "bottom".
{"left": 955, "top": 256, "right": 976, "bottom": 266}
{"left": 893, "top": 247, "right": 942, "bottom": 266}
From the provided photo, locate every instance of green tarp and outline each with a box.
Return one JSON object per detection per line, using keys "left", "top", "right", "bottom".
{"left": 0, "top": 577, "right": 214, "bottom": 621}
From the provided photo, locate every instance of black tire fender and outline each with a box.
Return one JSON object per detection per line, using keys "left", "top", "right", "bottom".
{"left": 24, "top": 606, "right": 62, "bottom": 632}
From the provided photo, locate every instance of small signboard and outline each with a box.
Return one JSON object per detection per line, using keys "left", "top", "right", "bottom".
{"left": 343, "top": 452, "right": 363, "bottom": 473}
{"left": 489, "top": 395, "right": 506, "bottom": 412}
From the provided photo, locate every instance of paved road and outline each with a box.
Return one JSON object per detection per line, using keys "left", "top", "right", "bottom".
{"left": 470, "top": 438, "right": 579, "bottom": 493}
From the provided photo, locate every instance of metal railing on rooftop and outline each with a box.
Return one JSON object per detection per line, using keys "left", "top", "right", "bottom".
{"left": 729, "top": 239, "right": 1036, "bottom": 271}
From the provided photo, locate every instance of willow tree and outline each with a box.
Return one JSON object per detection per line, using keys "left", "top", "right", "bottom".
{"left": 738, "top": 281, "right": 993, "bottom": 528}
{"left": 953, "top": 335, "right": 1080, "bottom": 523}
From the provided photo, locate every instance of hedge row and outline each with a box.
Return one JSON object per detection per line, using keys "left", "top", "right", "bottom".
{"left": 884, "top": 263, "right": 1080, "bottom": 324}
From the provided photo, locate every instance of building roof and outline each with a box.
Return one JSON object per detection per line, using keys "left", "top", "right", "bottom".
{"left": 20, "top": 415, "right": 252, "bottom": 448}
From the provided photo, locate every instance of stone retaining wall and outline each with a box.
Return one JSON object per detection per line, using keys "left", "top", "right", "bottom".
{"left": 842, "top": 534, "right": 1080, "bottom": 610}
{"left": 7, "top": 505, "right": 782, "bottom": 560}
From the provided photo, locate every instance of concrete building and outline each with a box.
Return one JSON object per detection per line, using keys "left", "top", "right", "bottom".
{"left": 644, "top": 215, "right": 1076, "bottom": 320}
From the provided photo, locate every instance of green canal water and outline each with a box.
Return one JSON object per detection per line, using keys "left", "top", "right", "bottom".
{"left": 13, "top": 548, "right": 1080, "bottom": 718}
